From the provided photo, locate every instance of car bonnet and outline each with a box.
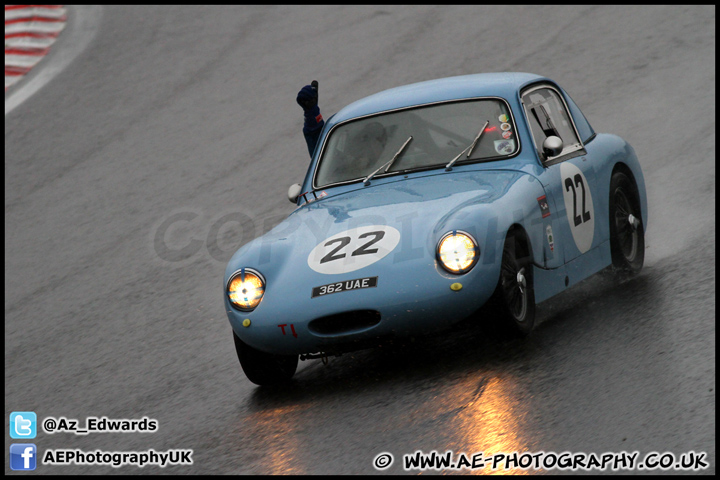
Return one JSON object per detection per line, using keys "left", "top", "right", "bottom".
{"left": 226, "top": 169, "right": 527, "bottom": 282}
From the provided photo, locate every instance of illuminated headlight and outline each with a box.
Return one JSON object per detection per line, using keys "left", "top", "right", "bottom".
{"left": 437, "top": 231, "right": 479, "bottom": 274}
{"left": 227, "top": 268, "right": 265, "bottom": 311}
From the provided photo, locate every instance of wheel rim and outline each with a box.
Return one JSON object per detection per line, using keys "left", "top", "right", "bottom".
{"left": 501, "top": 256, "right": 527, "bottom": 321}
{"left": 613, "top": 188, "right": 639, "bottom": 262}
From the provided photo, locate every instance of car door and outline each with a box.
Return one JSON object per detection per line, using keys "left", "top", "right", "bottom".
{"left": 521, "top": 84, "right": 601, "bottom": 264}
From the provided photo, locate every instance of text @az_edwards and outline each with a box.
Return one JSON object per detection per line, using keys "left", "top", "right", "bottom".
{"left": 42, "top": 416, "right": 157, "bottom": 434}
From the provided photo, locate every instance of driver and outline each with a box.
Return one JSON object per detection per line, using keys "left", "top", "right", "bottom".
{"left": 297, "top": 82, "right": 388, "bottom": 180}
{"left": 347, "top": 121, "right": 387, "bottom": 168}
{"left": 325, "top": 121, "right": 388, "bottom": 180}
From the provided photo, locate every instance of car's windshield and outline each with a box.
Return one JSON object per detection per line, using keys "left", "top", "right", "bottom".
{"left": 314, "top": 98, "right": 518, "bottom": 188}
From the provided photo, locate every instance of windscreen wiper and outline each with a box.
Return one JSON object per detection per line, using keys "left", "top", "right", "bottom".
{"left": 445, "top": 120, "right": 489, "bottom": 171}
{"left": 363, "top": 136, "right": 413, "bottom": 185}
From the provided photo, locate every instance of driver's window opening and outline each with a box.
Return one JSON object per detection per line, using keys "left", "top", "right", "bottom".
{"left": 522, "top": 87, "right": 581, "bottom": 160}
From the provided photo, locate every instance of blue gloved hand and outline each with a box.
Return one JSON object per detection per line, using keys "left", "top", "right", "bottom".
{"left": 297, "top": 81, "right": 323, "bottom": 132}
{"left": 296, "top": 81, "right": 319, "bottom": 110}
{"left": 296, "top": 81, "right": 324, "bottom": 156}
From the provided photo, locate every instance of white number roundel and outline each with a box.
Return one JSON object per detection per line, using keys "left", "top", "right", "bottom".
{"left": 560, "top": 162, "right": 594, "bottom": 254}
{"left": 308, "top": 225, "right": 401, "bottom": 274}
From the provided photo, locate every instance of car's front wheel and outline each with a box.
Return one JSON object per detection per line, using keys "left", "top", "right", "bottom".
{"left": 233, "top": 332, "right": 298, "bottom": 386}
{"left": 490, "top": 230, "right": 536, "bottom": 337}
{"left": 608, "top": 171, "right": 644, "bottom": 277}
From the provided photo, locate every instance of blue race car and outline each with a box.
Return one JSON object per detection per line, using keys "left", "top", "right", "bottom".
{"left": 224, "top": 73, "right": 647, "bottom": 385}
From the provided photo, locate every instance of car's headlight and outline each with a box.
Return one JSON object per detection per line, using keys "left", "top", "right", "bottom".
{"left": 437, "top": 230, "right": 479, "bottom": 274}
{"left": 227, "top": 268, "right": 265, "bottom": 311}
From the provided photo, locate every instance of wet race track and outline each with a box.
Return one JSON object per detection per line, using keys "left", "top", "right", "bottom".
{"left": 5, "top": 5, "right": 715, "bottom": 475}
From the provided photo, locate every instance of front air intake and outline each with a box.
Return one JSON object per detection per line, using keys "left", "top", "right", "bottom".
{"left": 308, "top": 310, "right": 381, "bottom": 336}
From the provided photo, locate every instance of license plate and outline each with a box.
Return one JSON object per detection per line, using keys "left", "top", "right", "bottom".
{"left": 311, "top": 276, "right": 378, "bottom": 298}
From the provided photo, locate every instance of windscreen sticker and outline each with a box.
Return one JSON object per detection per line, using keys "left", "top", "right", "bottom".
{"left": 498, "top": 114, "right": 509, "bottom": 123}
{"left": 494, "top": 139, "right": 515, "bottom": 155}
{"left": 560, "top": 162, "right": 595, "bottom": 253}
{"left": 502, "top": 130, "right": 513, "bottom": 139}
{"left": 500, "top": 122, "right": 512, "bottom": 131}
{"left": 308, "top": 225, "right": 401, "bottom": 274}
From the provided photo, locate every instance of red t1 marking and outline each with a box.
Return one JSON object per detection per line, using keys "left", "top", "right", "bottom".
{"left": 278, "top": 324, "right": 298, "bottom": 338}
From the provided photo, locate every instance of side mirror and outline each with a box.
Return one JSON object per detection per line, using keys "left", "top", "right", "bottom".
{"left": 287, "top": 183, "right": 302, "bottom": 203}
{"left": 542, "top": 136, "right": 563, "bottom": 159}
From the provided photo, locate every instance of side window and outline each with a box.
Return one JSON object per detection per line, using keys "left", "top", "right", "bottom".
{"left": 521, "top": 86, "right": 582, "bottom": 161}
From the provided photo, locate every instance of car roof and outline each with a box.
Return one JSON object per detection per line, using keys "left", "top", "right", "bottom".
{"left": 328, "top": 72, "right": 547, "bottom": 126}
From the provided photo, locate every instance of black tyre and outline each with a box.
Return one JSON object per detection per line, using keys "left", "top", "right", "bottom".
{"left": 233, "top": 332, "right": 298, "bottom": 386}
{"left": 490, "top": 231, "right": 536, "bottom": 337}
{"left": 608, "top": 172, "right": 644, "bottom": 276}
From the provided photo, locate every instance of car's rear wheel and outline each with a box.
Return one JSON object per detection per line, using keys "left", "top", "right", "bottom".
{"left": 490, "top": 230, "right": 536, "bottom": 337}
{"left": 609, "top": 171, "right": 644, "bottom": 277}
{"left": 233, "top": 332, "right": 298, "bottom": 386}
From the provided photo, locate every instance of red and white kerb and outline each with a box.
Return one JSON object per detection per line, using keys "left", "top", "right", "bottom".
{"left": 5, "top": 5, "right": 67, "bottom": 90}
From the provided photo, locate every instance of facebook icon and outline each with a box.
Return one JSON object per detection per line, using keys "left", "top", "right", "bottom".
{"left": 10, "top": 444, "right": 37, "bottom": 471}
